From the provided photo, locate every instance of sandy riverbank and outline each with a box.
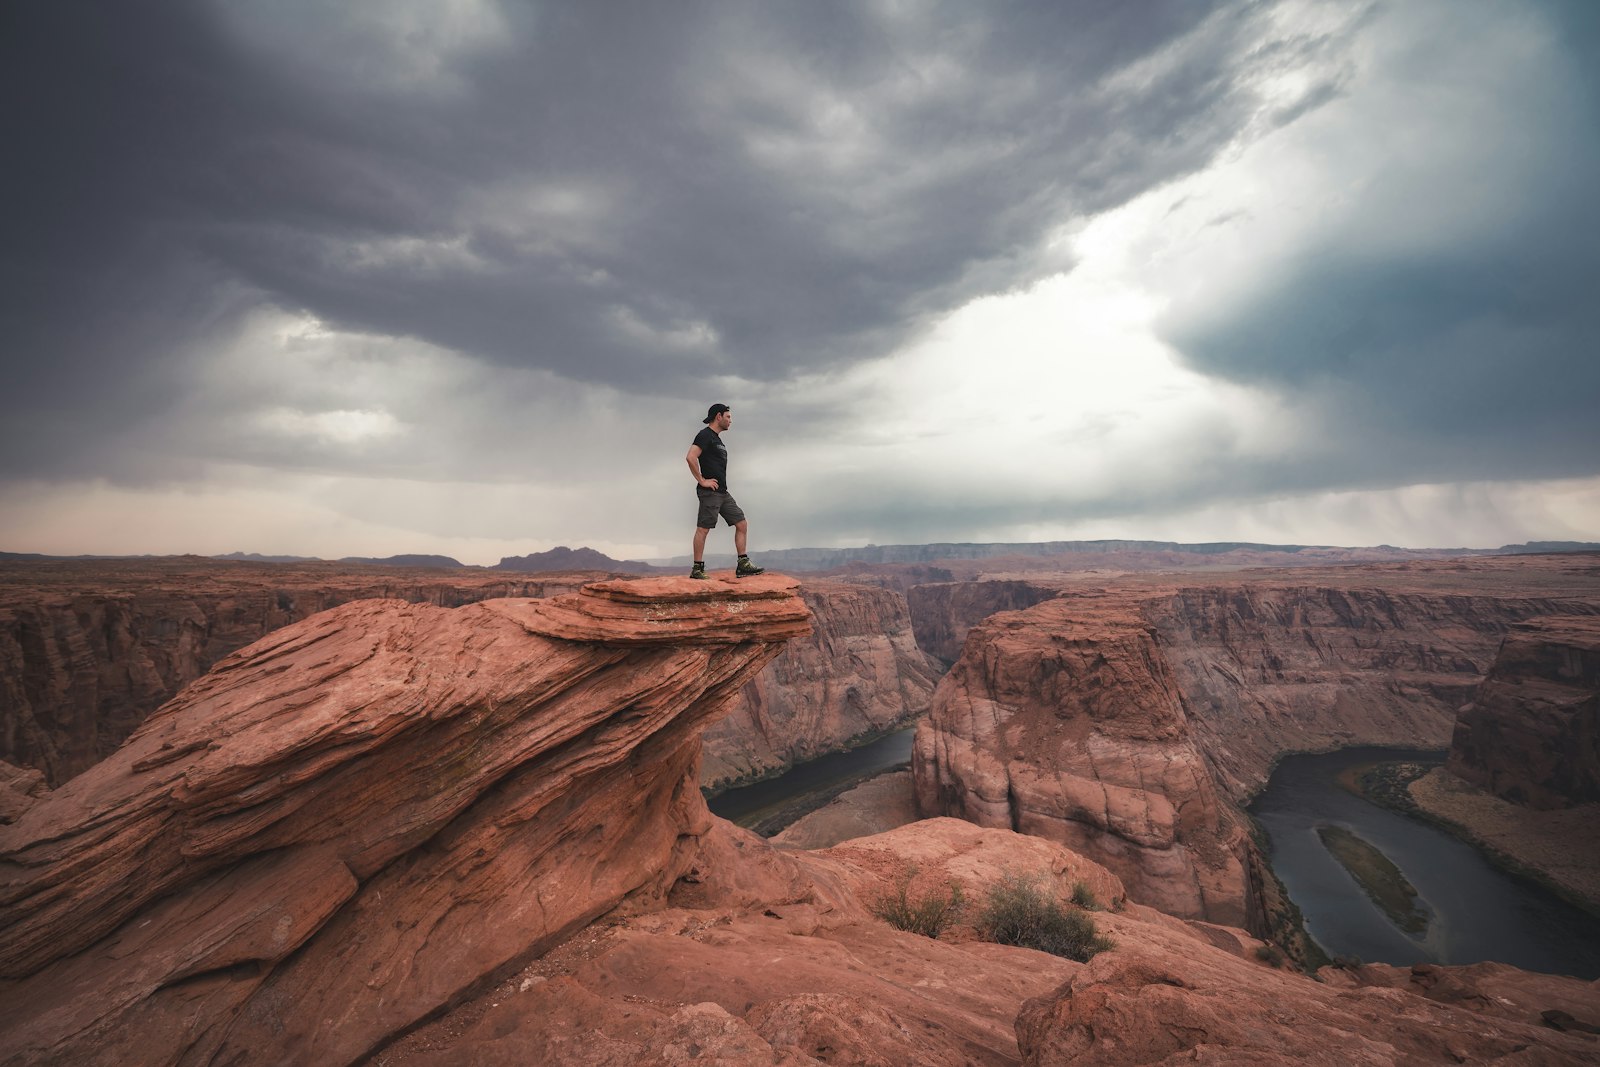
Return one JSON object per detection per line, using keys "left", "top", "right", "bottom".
{"left": 1408, "top": 767, "right": 1600, "bottom": 916}
{"left": 771, "top": 770, "right": 919, "bottom": 849}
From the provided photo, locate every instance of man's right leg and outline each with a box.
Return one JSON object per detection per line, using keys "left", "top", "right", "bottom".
{"left": 690, "top": 526, "right": 710, "bottom": 578}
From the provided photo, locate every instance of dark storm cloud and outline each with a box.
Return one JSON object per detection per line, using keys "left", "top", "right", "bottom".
{"left": 1163, "top": 0, "right": 1600, "bottom": 488}
{"left": 1, "top": 0, "right": 1344, "bottom": 480}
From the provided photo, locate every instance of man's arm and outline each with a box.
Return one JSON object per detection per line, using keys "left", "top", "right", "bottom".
{"left": 686, "top": 444, "right": 718, "bottom": 489}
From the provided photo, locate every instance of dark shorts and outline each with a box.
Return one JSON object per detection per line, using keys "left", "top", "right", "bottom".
{"left": 696, "top": 488, "right": 747, "bottom": 529}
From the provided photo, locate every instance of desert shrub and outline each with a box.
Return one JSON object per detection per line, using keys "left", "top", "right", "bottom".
{"left": 1254, "top": 943, "right": 1287, "bottom": 968}
{"left": 976, "top": 871, "right": 1112, "bottom": 962}
{"left": 1069, "top": 880, "right": 1100, "bottom": 910}
{"left": 872, "top": 866, "right": 964, "bottom": 939}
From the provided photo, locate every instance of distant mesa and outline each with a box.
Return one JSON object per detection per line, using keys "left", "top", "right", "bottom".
{"left": 334, "top": 554, "right": 465, "bottom": 569}
{"left": 657, "top": 538, "right": 1600, "bottom": 571}
{"left": 494, "top": 545, "right": 653, "bottom": 573}
{"left": 1499, "top": 541, "right": 1600, "bottom": 554}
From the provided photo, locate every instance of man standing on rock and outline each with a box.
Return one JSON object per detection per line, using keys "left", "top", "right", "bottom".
{"left": 686, "top": 403, "right": 764, "bottom": 579}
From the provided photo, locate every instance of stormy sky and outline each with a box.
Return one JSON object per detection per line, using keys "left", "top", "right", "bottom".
{"left": 3, "top": 0, "right": 1597, "bottom": 563}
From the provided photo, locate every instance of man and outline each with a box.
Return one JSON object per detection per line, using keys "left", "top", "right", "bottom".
{"left": 685, "top": 403, "right": 764, "bottom": 579}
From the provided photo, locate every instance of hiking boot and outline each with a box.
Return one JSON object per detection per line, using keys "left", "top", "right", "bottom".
{"left": 735, "top": 557, "right": 765, "bottom": 577}
{"left": 689, "top": 562, "right": 708, "bottom": 580}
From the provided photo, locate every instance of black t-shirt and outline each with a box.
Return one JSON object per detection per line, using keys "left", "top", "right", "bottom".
{"left": 693, "top": 426, "right": 728, "bottom": 490}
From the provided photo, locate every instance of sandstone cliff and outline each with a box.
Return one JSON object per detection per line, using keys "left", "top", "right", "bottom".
{"left": 0, "top": 559, "right": 590, "bottom": 785}
{"left": 700, "top": 579, "right": 944, "bottom": 791}
{"left": 0, "top": 576, "right": 808, "bottom": 1066}
{"left": 913, "top": 596, "right": 1254, "bottom": 927}
{"left": 1446, "top": 614, "right": 1600, "bottom": 809}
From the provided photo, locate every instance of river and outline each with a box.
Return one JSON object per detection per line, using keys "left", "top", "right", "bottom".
{"left": 1251, "top": 746, "right": 1600, "bottom": 979}
{"left": 706, "top": 727, "right": 916, "bottom": 834}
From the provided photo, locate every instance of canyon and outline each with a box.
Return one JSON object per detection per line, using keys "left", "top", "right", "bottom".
{"left": 912, "top": 556, "right": 1600, "bottom": 932}
{"left": 700, "top": 579, "right": 943, "bottom": 791}
{"left": 4, "top": 550, "right": 1600, "bottom": 1062}
{"left": 4, "top": 574, "right": 1598, "bottom": 1065}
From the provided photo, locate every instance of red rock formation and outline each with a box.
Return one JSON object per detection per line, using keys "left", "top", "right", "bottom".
{"left": 914, "top": 597, "right": 1254, "bottom": 926}
{"left": 0, "top": 558, "right": 591, "bottom": 785}
{"left": 1446, "top": 615, "right": 1600, "bottom": 809}
{"left": 701, "top": 579, "right": 944, "bottom": 791}
{"left": 0, "top": 761, "right": 44, "bottom": 825}
{"left": 0, "top": 575, "right": 808, "bottom": 1066}
{"left": 1016, "top": 929, "right": 1600, "bottom": 1066}
{"left": 381, "top": 819, "right": 1121, "bottom": 1066}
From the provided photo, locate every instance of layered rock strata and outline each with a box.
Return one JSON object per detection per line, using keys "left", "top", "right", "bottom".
{"left": 387, "top": 819, "right": 1111, "bottom": 1067}
{"left": 701, "top": 579, "right": 944, "bottom": 791}
{"left": 1445, "top": 615, "right": 1600, "bottom": 809}
{"left": 0, "top": 575, "right": 808, "bottom": 1067}
{"left": 0, "top": 558, "right": 591, "bottom": 785}
{"left": 4, "top": 570, "right": 1596, "bottom": 1066}
{"left": 0, "top": 561, "right": 940, "bottom": 797}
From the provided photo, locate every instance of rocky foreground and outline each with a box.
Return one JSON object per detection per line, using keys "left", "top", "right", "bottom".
{"left": 3, "top": 577, "right": 1598, "bottom": 1065}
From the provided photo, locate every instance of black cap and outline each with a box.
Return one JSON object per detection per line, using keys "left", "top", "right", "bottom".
{"left": 703, "top": 403, "right": 730, "bottom": 424}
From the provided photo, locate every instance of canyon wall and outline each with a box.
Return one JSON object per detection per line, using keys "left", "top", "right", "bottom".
{"left": 905, "top": 578, "right": 1061, "bottom": 664}
{"left": 700, "top": 579, "right": 944, "bottom": 791}
{"left": 1148, "top": 583, "right": 1600, "bottom": 800}
{"left": 0, "top": 576, "right": 809, "bottom": 1066}
{"left": 1446, "top": 615, "right": 1600, "bottom": 809}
